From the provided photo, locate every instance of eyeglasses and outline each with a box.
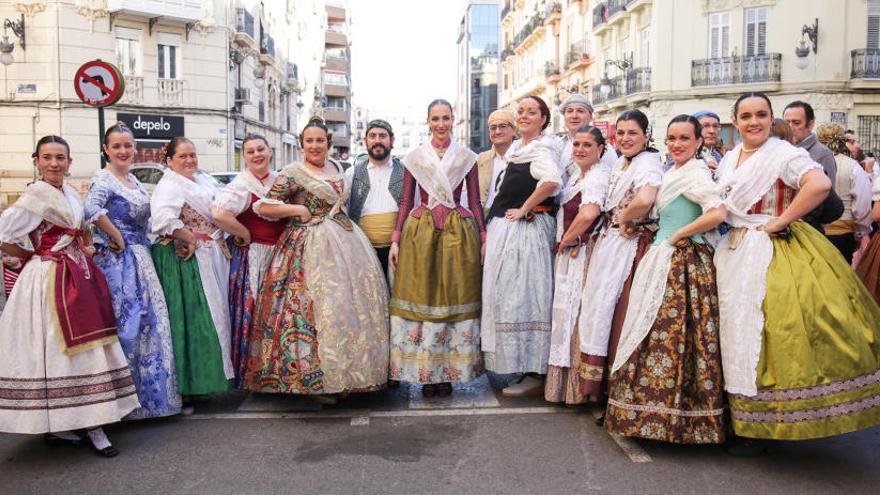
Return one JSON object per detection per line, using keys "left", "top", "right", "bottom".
{"left": 489, "top": 124, "right": 512, "bottom": 132}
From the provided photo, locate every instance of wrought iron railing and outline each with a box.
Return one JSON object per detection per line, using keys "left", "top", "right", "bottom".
{"left": 851, "top": 49, "right": 880, "bottom": 79}
{"left": 544, "top": 61, "right": 560, "bottom": 78}
{"left": 593, "top": 2, "right": 607, "bottom": 28}
{"left": 691, "top": 53, "right": 782, "bottom": 86}
{"left": 626, "top": 67, "right": 651, "bottom": 94}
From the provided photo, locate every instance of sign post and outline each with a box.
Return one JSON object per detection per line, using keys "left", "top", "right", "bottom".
{"left": 73, "top": 60, "right": 125, "bottom": 168}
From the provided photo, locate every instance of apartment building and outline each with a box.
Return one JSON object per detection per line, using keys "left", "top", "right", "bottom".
{"left": 323, "top": 1, "right": 352, "bottom": 160}
{"left": 455, "top": 0, "right": 502, "bottom": 151}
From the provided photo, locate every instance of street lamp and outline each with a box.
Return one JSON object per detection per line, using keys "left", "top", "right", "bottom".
{"left": 253, "top": 65, "right": 266, "bottom": 88}
{"left": 1, "top": 14, "right": 25, "bottom": 66}
{"left": 599, "top": 54, "right": 633, "bottom": 97}
{"left": 795, "top": 18, "right": 818, "bottom": 70}
{"left": 0, "top": 37, "right": 13, "bottom": 66}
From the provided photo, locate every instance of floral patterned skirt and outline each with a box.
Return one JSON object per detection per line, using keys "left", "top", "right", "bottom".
{"left": 605, "top": 241, "right": 726, "bottom": 444}
{"left": 246, "top": 220, "right": 389, "bottom": 395}
{"left": 389, "top": 212, "right": 483, "bottom": 384}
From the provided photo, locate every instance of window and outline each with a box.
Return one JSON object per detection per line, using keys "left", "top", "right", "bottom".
{"left": 709, "top": 11, "right": 730, "bottom": 58}
{"left": 114, "top": 27, "right": 142, "bottom": 76}
{"left": 326, "top": 96, "right": 346, "bottom": 111}
{"left": 157, "top": 33, "right": 181, "bottom": 79}
{"left": 640, "top": 28, "right": 650, "bottom": 67}
{"left": 744, "top": 7, "right": 767, "bottom": 57}
{"left": 869, "top": 0, "right": 880, "bottom": 49}
{"left": 323, "top": 72, "right": 348, "bottom": 86}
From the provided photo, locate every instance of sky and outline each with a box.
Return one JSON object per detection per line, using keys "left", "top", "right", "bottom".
{"left": 350, "top": 0, "right": 466, "bottom": 116}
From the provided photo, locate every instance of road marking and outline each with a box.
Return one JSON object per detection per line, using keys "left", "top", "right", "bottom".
{"left": 591, "top": 409, "right": 653, "bottom": 463}
{"left": 350, "top": 416, "right": 370, "bottom": 427}
{"left": 184, "top": 406, "right": 578, "bottom": 421}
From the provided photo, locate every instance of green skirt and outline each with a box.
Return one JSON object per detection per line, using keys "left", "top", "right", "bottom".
{"left": 729, "top": 222, "right": 880, "bottom": 440}
{"left": 152, "top": 242, "right": 230, "bottom": 395}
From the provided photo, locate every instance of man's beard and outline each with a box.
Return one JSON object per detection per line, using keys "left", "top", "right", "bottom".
{"left": 368, "top": 144, "right": 391, "bottom": 161}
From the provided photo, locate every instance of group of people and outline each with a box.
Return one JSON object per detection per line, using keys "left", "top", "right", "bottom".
{"left": 1, "top": 90, "right": 880, "bottom": 458}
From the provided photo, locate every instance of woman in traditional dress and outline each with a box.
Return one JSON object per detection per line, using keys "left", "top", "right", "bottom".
{"left": 554, "top": 94, "right": 618, "bottom": 184}
{"left": 856, "top": 179, "right": 880, "bottom": 302}
{"left": 814, "top": 123, "right": 873, "bottom": 264}
{"left": 85, "top": 123, "right": 181, "bottom": 419}
{"left": 715, "top": 92, "right": 880, "bottom": 446}
{"left": 245, "top": 118, "right": 389, "bottom": 402}
{"left": 606, "top": 115, "right": 727, "bottom": 444}
{"left": 544, "top": 125, "right": 612, "bottom": 405}
{"left": 388, "top": 99, "right": 485, "bottom": 397}
{"left": 0, "top": 136, "right": 139, "bottom": 457}
{"left": 481, "top": 96, "right": 562, "bottom": 397}
{"left": 151, "top": 137, "right": 232, "bottom": 408}
{"left": 211, "top": 134, "right": 283, "bottom": 388}
{"left": 576, "top": 110, "right": 664, "bottom": 403}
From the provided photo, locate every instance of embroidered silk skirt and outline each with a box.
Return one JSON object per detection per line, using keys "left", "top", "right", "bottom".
{"left": 152, "top": 242, "right": 231, "bottom": 395}
{"left": 246, "top": 220, "right": 389, "bottom": 394}
{"left": 605, "top": 241, "right": 726, "bottom": 444}
{"left": 389, "top": 211, "right": 482, "bottom": 384}
{"left": 729, "top": 222, "right": 880, "bottom": 440}
{"left": 0, "top": 257, "right": 139, "bottom": 433}
{"left": 94, "top": 242, "right": 181, "bottom": 418}
{"left": 228, "top": 241, "right": 275, "bottom": 389}
{"left": 482, "top": 213, "right": 556, "bottom": 375}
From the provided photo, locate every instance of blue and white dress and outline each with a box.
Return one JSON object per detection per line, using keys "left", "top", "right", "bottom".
{"left": 85, "top": 170, "right": 182, "bottom": 419}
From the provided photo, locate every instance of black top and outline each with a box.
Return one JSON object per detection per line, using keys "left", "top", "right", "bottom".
{"left": 488, "top": 162, "right": 556, "bottom": 218}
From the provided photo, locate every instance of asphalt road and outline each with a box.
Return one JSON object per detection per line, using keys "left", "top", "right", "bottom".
{"left": 2, "top": 378, "right": 878, "bottom": 495}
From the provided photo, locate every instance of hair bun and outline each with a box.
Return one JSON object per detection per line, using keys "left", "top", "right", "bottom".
{"left": 308, "top": 116, "right": 325, "bottom": 126}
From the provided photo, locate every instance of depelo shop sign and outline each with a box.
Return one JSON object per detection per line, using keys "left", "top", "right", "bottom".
{"left": 117, "top": 113, "right": 184, "bottom": 140}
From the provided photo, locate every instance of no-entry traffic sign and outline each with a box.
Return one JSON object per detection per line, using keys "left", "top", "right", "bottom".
{"left": 74, "top": 60, "right": 125, "bottom": 107}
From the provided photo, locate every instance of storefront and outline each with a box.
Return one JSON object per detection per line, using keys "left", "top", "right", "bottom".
{"left": 116, "top": 113, "right": 185, "bottom": 164}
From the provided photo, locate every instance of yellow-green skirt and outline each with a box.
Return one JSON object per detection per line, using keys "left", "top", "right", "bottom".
{"left": 729, "top": 222, "right": 880, "bottom": 440}
{"left": 389, "top": 211, "right": 481, "bottom": 322}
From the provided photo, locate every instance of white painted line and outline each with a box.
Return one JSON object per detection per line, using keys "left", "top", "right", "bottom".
{"left": 183, "top": 406, "right": 578, "bottom": 421}
{"left": 591, "top": 408, "right": 652, "bottom": 463}
{"left": 609, "top": 433, "right": 653, "bottom": 463}
{"left": 350, "top": 416, "right": 370, "bottom": 426}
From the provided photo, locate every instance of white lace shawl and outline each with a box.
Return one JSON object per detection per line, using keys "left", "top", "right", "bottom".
{"left": 212, "top": 169, "right": 278, "bottom": 217}
{"left": 604, "top": 151, "right": 663, "bottom": 212}
{"left": 6, "top": 181, "right": 83, "bottom": 252}
{"left": 714, "top": 138, "right": 821, "bottom": 396}
{"left": 612, "top": 158, "right": 723, "bottom": 373}
{"left": 402, "top": 140, "right": 477, "bottom": 209}
{"left": 150, "top": 169, "right": 217, "bottom": 237}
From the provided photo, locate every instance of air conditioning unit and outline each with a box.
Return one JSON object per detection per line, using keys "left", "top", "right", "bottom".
{"left": 235, "top": 88, "right": 251, "bottom": 104}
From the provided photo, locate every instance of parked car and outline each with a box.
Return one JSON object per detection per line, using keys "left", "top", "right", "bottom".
{"left": 130, "top": 164, "right": 224, "bottom": 195}
{"left": 211, "top": 171, "right": 239, "bottom": 185}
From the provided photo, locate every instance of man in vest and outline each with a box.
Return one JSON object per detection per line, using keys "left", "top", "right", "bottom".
{"left": 345, "top": 119, "right": 404, "bottom": 280}
{"left": 477, "top": 109, "right": 516, "bottom": 213}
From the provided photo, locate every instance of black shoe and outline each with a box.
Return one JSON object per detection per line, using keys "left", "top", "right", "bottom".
{"left": 421, "top": 384, "right": 436, "bottom": 398}
{"left": 435, "top": 382, "right": 453, "bottom": 397}
{"left": 724, "top": 437, "right": 770, "bottom": 457}
{"left": 79, "top": 429, "right": 120, "bottom": 458}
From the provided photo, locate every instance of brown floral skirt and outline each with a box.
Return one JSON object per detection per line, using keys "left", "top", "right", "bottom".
{"left": 605, "top": 241, "right": 726, "bottom": 444}
{"left": 545, "top": 323, "right": 587, "bottom": 405}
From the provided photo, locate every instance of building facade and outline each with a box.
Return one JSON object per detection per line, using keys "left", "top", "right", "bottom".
{"left": 455, "top": 0, "right": 501, "bottom": 151}
{"left": 499, "top": 0, "right": 880, "bottom": 152}
{"left": 322, "top": 1, "right": 352, "bottom": 160}
{"left": 0, "top": 0, "right": 327, "bottom": 206}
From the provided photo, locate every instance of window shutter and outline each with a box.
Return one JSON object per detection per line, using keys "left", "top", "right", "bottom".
{"left": 869, "top": 0, "right": 880, "bottom": 49}
{"left": 722, "top": 12, "right": 730, "bottom": 57}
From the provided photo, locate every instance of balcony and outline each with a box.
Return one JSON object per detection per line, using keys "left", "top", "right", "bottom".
{"left": 501, "top": 46, "right": 515, "bottom": 62}
{"left": 234, "top": 8, "right": 256, "bottom": 48}
{"left": 324, "top": 53, "right": 349, "bottom": 72}
{"left": 512, "top": 13, "right": 545, "bottom": 50}
{"left": 544, "top": 2, "right": 562, "bottom": 25}
{"left": 607, "top": 0, "right": 629, "bottom": 18}
{"left": 121, "top": 75, "right": 143, "bottom": 105}
{"left": 158, "top": 78, "right": 185, "bottom": 107}
{"left": 565, "top": 39, "right": 590, "bottom": 69}
{"left": 324, "top": 83, "right": 348, "bottom": 97}
{"left": 286, "top": 62, "right": 298, "bottom": 81}
{"left": 691, "top": 54, "right": 782, "bottom": 87}
{"left": 544, "top": 61, "right": 560, "bottom": 81}
{"left": 325, "top": 30, "right": 347, "bottom": 46}
{"left": 108, "top": 0, "right": 202, "bottom": 22}
{"left": 851, "top": 49, "right": 880, "bottom": 79}
{"left": 325, "top": 108, "right": 348, "bottom": 123}
{"left": 625, "top": 67, "right": 651, "bottom": 94}
{"left": 260, "top": 33, "right": 275, "bottom": 64}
